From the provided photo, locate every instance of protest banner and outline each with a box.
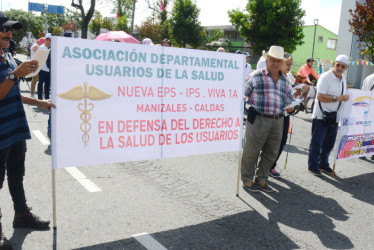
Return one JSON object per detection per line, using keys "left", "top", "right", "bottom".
{"left": 336, "top": 89, "right": 374, "bottom": 161}
{"left": 51, "top": 37, "right": 245, "bottom": 169}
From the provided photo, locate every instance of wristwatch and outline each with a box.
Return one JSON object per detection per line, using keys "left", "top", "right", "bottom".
{"left": 333, "top": 96, "right": 337, "bottom": 102}
{"left": 8, "top": 73, "right": 18, "bottom": 81}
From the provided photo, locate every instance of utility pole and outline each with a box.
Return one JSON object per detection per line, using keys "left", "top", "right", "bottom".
{"left": 130, "top": 0, "right": 136, "bottom": 35}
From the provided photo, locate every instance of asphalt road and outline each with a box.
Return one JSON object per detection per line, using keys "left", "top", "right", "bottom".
{"left": 0, "top": 54, "right": 374, "bottom": 249}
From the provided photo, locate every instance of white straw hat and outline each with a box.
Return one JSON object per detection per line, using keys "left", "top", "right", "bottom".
{"left": 265, "top": 46, "right": 285, "bottom": 60}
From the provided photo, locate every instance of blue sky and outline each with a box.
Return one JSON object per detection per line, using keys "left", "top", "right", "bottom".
{"left": 4, "top": 0, "right": 342, "bottom": 34}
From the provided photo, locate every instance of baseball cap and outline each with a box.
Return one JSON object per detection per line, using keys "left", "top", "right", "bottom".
{"left": 0, "top": 11, "right": 22, "bottom": 30}
{"left": 45, "top": 33, "right": 52, "bottom": 39}
{"left": 335, "top": 54, "right": 349, "bottom": 65}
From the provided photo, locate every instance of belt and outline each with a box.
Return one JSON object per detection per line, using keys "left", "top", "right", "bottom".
{"left": 256, "top": 111, "right": 284, "bottom": 119}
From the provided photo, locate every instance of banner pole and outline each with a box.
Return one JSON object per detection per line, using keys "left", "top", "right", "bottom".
{"left": 52, "top": 168, "right": 57, "bottom": 228}
{"left": 236, "top": 150, "right": 242, "bottom": 196}
{"left": 332, "top": 98, "right": 347, "bottom": 177}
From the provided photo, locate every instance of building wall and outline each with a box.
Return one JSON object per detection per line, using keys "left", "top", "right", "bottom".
{"left": 292, "top": 25, "right": 338, "bottom": 73}
{"left": 337, "top": 0, "right": 374, "bottom": 88}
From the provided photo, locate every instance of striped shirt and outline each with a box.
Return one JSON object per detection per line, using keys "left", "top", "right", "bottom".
{"left": 245, "top": 68, "right": 294, "bottom": 115}
{"left": 0, "top": 52, "right": 31, "bottom": 151}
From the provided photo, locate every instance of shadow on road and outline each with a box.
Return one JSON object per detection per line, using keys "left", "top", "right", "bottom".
{"left": 323, "top": 172, "right": 374, "bottom": 206}
{"left": 73, "top": 211, "right": 297, "bottom": 249}
{"left": 245, "top": 178, "right": 353, "bottom": 249}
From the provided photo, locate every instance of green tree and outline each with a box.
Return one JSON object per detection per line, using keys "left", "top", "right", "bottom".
{"left": 146, "top": 0, "right": 171, "bottom": 37}
{"left": 112, "top": 0, "right": 133, "bottom": 17}
{"left": 228, "top": 0, "right": 305, "bottom": 55}
{"left": 349, "top": 0, "right": 374, "bottom": 62}
{"left": 115, "top": 15, "right": 130, "bottom": 32}
{"left": 89, "top": 11, "right": 114, "bottom": 37}
{"left": 167, "top": 0, "right": 203, "bottom": 48}
{"left": 137, "top": 19, "right": 163, "bottom": 44}
{"left": 206, "top": 28, "right": 224, "bottom": 43}
{"left": 71, "top": 0, "right": 96, "bottom": 39}
{"left": 5, "top": 9, "right": 44, "bottom": 43}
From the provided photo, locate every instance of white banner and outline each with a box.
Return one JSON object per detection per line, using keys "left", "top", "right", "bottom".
{"left": 51, "top": 37, "right": 245, "bottom": 169}
{"left": 336, "top": 89, "right": 374, "bottom": 161}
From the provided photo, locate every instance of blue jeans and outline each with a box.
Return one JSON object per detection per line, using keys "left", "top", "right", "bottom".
{"left": 308, "top": 119, "right": 338, "bottom": 171}
{"left": 38, "top": 70, "right": 51, "bottom": 100}
{"left": 0, "top": 141, "right": 28, "bottom": 212}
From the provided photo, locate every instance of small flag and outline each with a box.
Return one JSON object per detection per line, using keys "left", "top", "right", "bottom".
{"left": 116, "top": 12, "right": 120, "bottom": 19}
{"left": 160, "top": 0, "right": 165, "bottom": 10}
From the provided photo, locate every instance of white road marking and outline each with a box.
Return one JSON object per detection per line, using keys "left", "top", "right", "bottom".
{"left": 133, "top": 232, "right": 168, "bottom": 250}
{"left": 65, "top": 167, "right": 102, "bottom": 192}
{"left": 32, "top": 130, "right": 50, "bottom": 145}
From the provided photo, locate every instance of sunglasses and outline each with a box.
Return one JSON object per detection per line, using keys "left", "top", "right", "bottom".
{"left": 0, "top": 26, "right": 12, "bottom": 33}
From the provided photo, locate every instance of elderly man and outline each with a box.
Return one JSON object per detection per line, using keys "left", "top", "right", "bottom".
{"left": 0, "top": 11, "right": 55, "bottom": 249}
{"left": 241, "top": 45, "right": 295, "bottom": 193}
{"left": 308, "top": 55, "right": 350, "bottom": 176}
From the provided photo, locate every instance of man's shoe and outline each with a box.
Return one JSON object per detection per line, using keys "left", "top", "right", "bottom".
{"left": 0, "top": 222, "right": 13, "bottom": 250}
{"left": 305, "top": 108, "right": 312, "bottom": 113}
{"left": 243, "top": 181, "right": 261, "bottom": 193}
{"left": 371, "top": 155, "right": 374, "bottom": 161}
{"left": 308, "top": 169, "right": 323, "bottom": 177}
{"left": 269, "top": 169, "right": 281, "bottom": 178}
{"left": 13, "top": 207, "right": 50, "bottom": 230}
{"left": 254, "top": 180, "right": 274, "bottom": 193}
{"left": 319, "top": 166, "right": 333, "bottom": 174}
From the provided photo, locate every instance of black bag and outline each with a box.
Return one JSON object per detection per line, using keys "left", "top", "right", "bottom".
{"left": 322, "top": 111, "right": 337, "bottom": 126}
{"left": 247, "top": 106, "right": 256, "bottom": 124}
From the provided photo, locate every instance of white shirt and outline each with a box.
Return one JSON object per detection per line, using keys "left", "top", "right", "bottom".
{"left": 312, "top": 69, "right": 347, "bottom": 122}
{"left": 244, "top": 63, "right": 251, "bottom": 81}
{"left": 361, "top": 73, "right": 374, "bottom": 91}
{"left": 256, "top": 57, "right": 266, "bottom": 70}
{"left": 39, "top": 44, "right": 50, "bottom": 72}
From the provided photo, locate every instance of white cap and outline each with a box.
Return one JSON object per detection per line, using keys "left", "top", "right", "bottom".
{"left": 45, "top": 33, "right": 52, "bottom": 39}
{"left": 142, "top": 38, "right": 153, "bottom": 45}
{"left": 335, "top": 54, "right": 349, "bottom": 65}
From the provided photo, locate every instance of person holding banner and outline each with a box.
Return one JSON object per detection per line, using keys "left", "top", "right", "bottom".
{"left": 0, "top": 12, "right": 55, "bottom": 249}
{"left": 308, "top": 55, "right": 350, "bottom": 176}
{"left": 241, "top": 45, "right": 295, "bottom": 193}
{"left": 361, "top": 73, "right": 374, "bottom": 91}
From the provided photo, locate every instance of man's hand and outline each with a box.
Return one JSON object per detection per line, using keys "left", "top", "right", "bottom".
{"left": 285, "top": 107, "right": 295, "bottom": 113}
{"left": 37, "top": 99, "right": 56, "bottom": 111}
{"left": 13, "top": 60, "right": 38, "bottom": 78}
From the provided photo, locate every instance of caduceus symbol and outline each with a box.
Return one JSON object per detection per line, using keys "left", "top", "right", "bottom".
{"left": 58, "top": 82, "right": 111, "bottom": 147}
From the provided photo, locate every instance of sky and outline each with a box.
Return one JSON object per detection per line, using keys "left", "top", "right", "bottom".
{"left": 3, "top": 0, "right": 342, "bottom": 34}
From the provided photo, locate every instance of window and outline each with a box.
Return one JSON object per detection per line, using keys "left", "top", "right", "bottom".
{"left": 318, "top": 36, "right": 323, "bottom": 42}
{"left": 327, "top": 39, "right": 337, "bottom": 49}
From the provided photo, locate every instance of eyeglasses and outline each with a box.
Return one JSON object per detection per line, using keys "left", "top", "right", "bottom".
{"left": 0, "top": 26, "right": 12, "bottom": 33}
{"left": 335, "top": 63, "right": 347, "bottom": 70}
{"left": 285, "top": 63, "right": 293, "bottom": 67}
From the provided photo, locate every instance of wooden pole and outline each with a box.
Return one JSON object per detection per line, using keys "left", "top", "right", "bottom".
{"left": 52, "top": 168, "right": 57, "bottom": 228}
{"left": 236, "top": 150, "right": 242, "bottom": 196}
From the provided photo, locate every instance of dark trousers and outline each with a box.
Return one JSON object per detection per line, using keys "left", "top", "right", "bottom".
{"left": 308, "top": 119, "right": 338, "bottom": 171}
{"left": 0, "top": 141, "right": 28, "bottom": 212}
{"left": 271, "top": 115, "right": 290, "bottom": 170}
{"left": 38, "top": 70, "right": 51, "bottom": 100}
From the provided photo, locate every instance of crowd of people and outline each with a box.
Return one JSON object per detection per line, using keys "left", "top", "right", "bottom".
{"left": 0, "top": 10, "right": 373, "bottom": 250}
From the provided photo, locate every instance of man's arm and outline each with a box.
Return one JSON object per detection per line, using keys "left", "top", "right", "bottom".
{"left": 317, "top": 93, "right": 349, "bottom": 103}
{"left": 0, "top": 60, "right": 38, "bottom": 100}
{"left": 21, "top": 95, "right": 56, "bottom": 110}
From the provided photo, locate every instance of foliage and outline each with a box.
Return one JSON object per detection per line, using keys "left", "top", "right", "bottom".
{"left": 53, "top": 26, "right": 63, "bottom": 36}
{"left": 115, "top": 15, "right": 130, "bottom": 32}
{"left": 206, "top": 28, "right": 224, "bottom": 43}
{"left": 4, "top": 9, "right": 44, "bottom": 43}
{"left": 146, "top": 0, "right": 171, "bottom": 37}
{"left": 89, "top": 11, "right": 114, "bottom": 37}
{"left": 167, "top": 0, "right": 204, "bottom": 48}
{"left": 349, "top": 0, "right": 374, "bottom": 62}
{"left": 136, "top": 19, "right": 163, "bottom": 44}
{"left": 112, "top": 0, "right": 133, "bottom": 17}
{"left": 228, "top": 0, "right": 305, "bottom": 55}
